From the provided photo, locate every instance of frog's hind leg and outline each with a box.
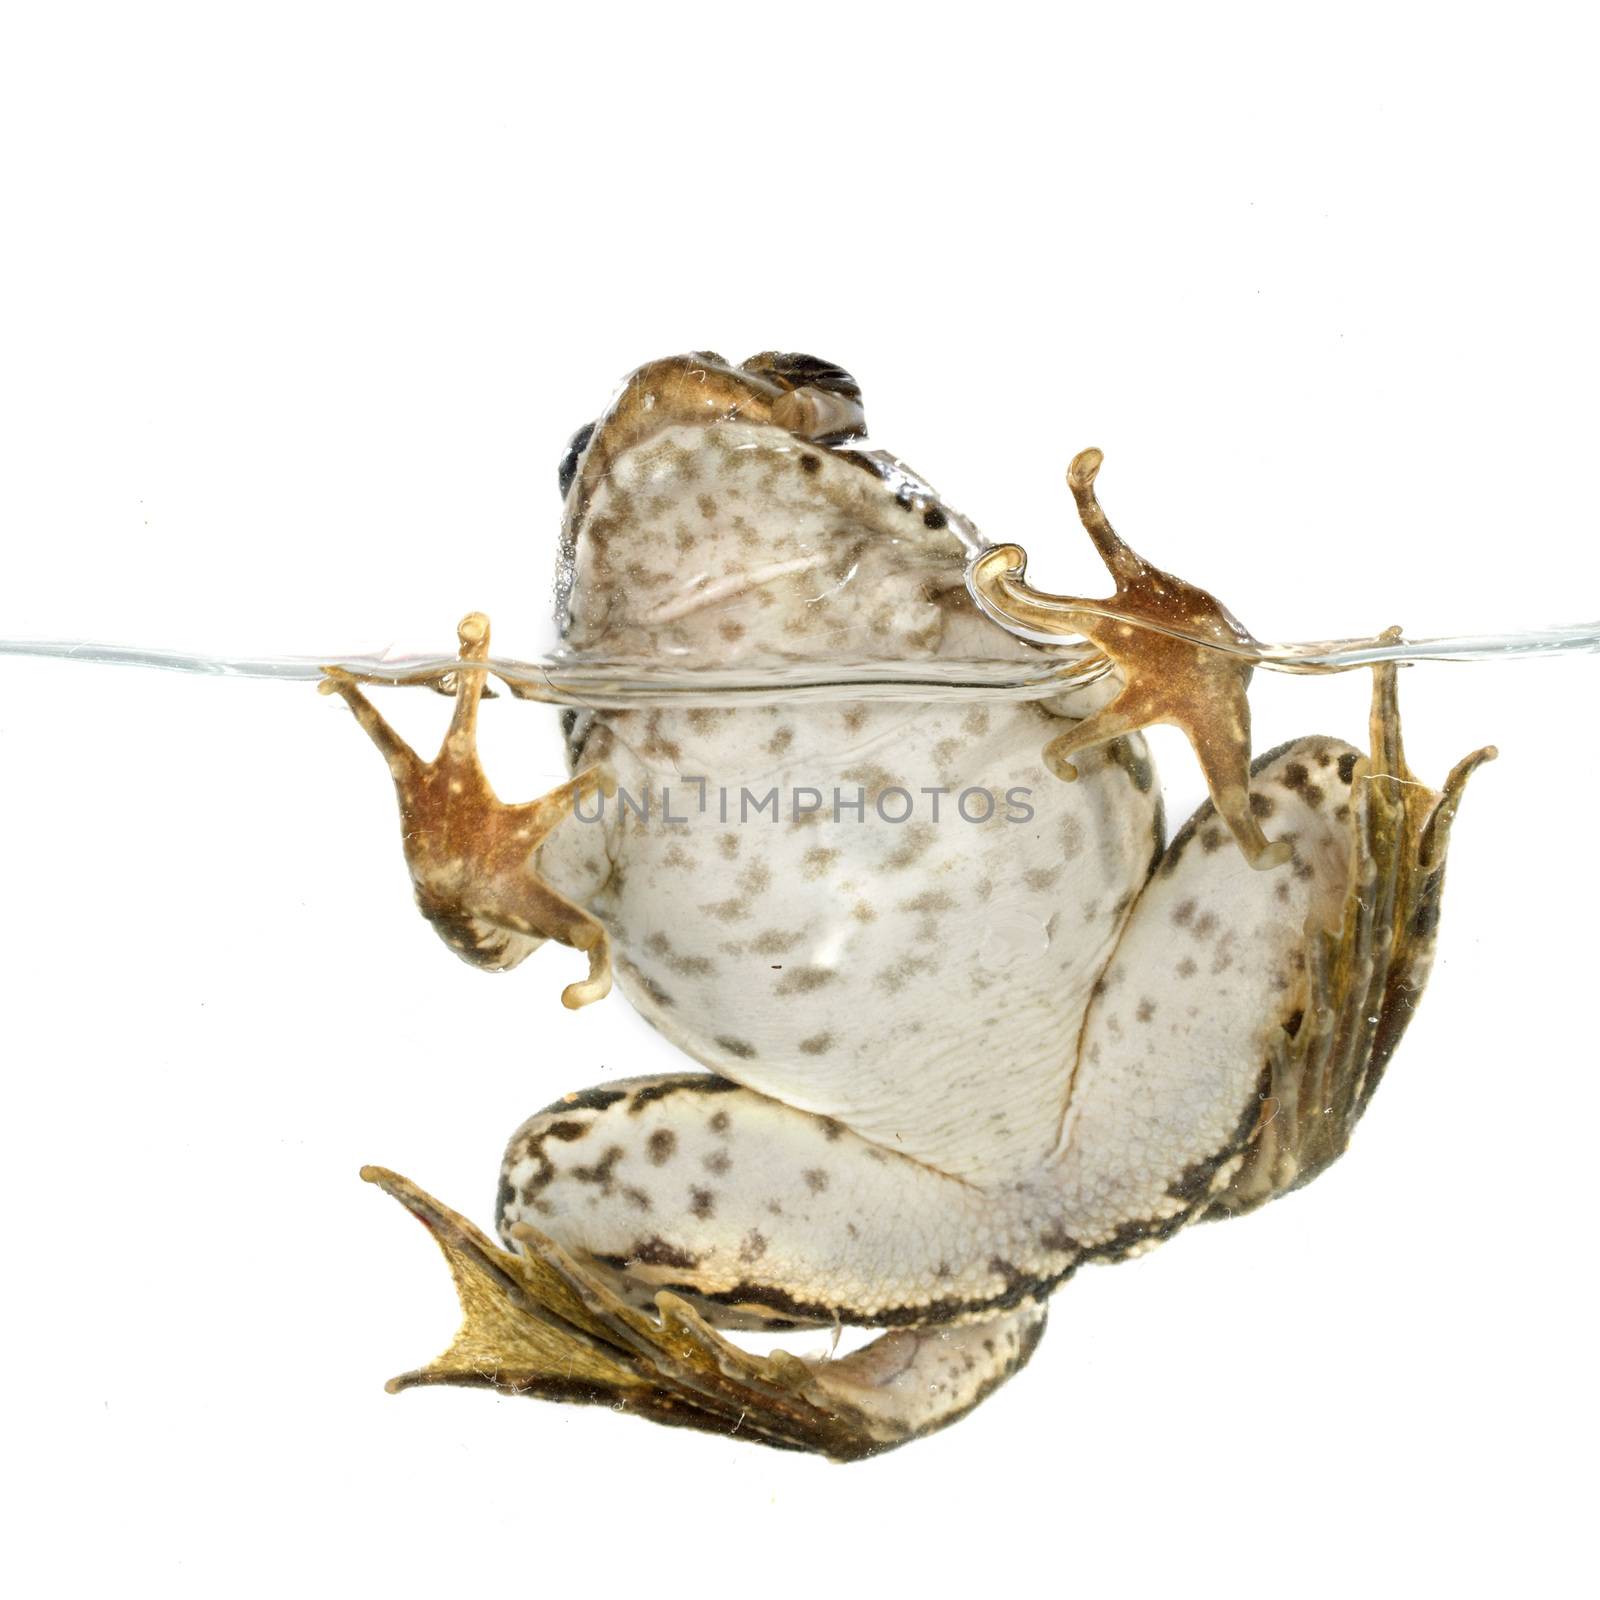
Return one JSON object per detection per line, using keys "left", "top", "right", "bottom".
{"left": 1054, "top": 664, "right": 1492, "bottom": 1247}
{"left": 364, "top": 1161, "right": 1049, "bottom": 1460}
{"left": 321, "top": 613, "right": 614, "bottom": 1009}
{"left": 787, "top": 1301, "right": 1049, "bottom": 1452}
{"left": 494, "top": 1071, "right": 1037, "bottom": 1331}
{"left": 366, "top": 1062, "right": 1059, "bottom": 1457}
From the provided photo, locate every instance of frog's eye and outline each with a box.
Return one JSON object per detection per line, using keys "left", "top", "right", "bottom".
{"left": 742, "top": 351, "right": 867, "bottom": 443}
{"left": 558, "top": 421, "right": 597, "bottom": 501}
{"left": 742, "top": 351, "right": 861, "bottom": 406}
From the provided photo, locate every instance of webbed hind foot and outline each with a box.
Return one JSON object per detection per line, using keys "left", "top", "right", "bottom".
{"left": 362, "top": 1166, "right": 1046, "bottom": 1461}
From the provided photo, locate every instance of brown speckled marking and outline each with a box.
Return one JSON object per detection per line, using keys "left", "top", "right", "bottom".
{"left": 1280, "top": 760, "right": 1325, "bottom": 809}
{"left": 703, "top": 893, "right": 752, "bottom": 924}
{"left": 645, "top": 932, "right": 715, "bottom": 977}
{"left": 573, "top": 1146, "right": 624, "bottom": 1193}
{"left": 1101, "top": 735, "right": 1155, "bottom": 794}
{"left": 875, "top": 953, "right": 936, "bottom": 995}
{"left": 668, "top": 1269, "right": 1066, "bottom": 1330}
{"left": 618, "top": 960, "right": 677, "bottom": 1010}
{"left": 627, "top": 1075, "right": 742, "bottom": 1114}
{"left": 628, "top": 1238, "right": 698, "bottom": 1270}
{"left": 802, "top": 846, "right": 839, "bottom": 879}
{"left": 880, "top": 822, "right": 937, "bottom": 872}
{"left": 769, "top": 966, "right": 831, "bottom": 998}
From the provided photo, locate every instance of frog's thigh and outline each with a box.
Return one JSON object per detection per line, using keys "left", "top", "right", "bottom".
{"left": 1056, "top": 736, "right": 1363, "bottom": 1245}
{"left": 497, "top": 1073, "right": 1006, "bottom": 1329}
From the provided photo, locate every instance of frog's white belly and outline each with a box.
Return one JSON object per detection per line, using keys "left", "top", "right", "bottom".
{"left": 542, "top": 699, "right": 1162, "bottom": 1185}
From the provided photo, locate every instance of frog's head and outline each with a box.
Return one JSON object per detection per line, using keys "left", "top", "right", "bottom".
{"left": 552, "top": 352, "right": 1018, "bottom": 667}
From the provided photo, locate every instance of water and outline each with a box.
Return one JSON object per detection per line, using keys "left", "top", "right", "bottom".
{"left": 1, "top": 619, "right": 1594, "bottom": 708}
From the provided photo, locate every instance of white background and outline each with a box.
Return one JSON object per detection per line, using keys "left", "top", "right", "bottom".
{"left": 2, "top": 5, "right": 1596, "bottom": 1596}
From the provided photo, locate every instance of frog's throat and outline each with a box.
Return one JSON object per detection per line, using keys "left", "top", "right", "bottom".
{"left": 638, "top": 554, "right": 832, "bottom": 626}
{"left": 967, "top": 448, "right": 1289, "bottom": 870}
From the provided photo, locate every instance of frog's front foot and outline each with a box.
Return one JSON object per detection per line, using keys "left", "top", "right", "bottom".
{"left": 969, "top": 448, "right": 1292, "bottom": 870}
{"left": 321, "top": 613, "right": 615, "bottom": 1010}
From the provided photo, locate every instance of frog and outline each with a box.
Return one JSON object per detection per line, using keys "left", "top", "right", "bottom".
{"left": 325, "top": 352, "right": 1491, "bottom": 1460}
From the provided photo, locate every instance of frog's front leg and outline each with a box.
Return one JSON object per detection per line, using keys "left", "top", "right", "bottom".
{"left": 321, "top": 613, "right": 614, "bottom": 1009}
{"left": 970, "top": 448, "right": 1292, "bottom": 870}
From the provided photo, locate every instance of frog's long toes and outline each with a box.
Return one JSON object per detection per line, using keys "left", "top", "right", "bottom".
{"left": 1251, "top": 838, "right": 1294, "bottom": 872}
{"left": 965, "top": 543, "right": 1086, "bottom": 646}
{"left": 1067, "top": 445, "right": 1103, "bottom": 490}
{"left": 1043, "top": 746, "right": 1081, "bottom": 782}
{"left": 320, "top": 666, "right": 424, "bottom": 779}
{"left": 456, "top": 611, "right": 491, "bottom": 656}
{"left": 559, "top": 936, "right": 613, "bottom": 1010}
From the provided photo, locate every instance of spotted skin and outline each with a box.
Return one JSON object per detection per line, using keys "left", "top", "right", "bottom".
{"left": 539, "top": 353, "right": 1162, "bottom": 1185}
{"left": 498, "top": 1071, "right": 1076, "bottom": 1329}
{"left": 502, "top": 733, "right": 1364, "bottom": 1340}
{"left": 542, "top": 698, "right": 1161, "bottom": 1186}
{"left": 1056, "top": 737, "right": 1365, "bottom": 1242}
{"left": 354, "top": 354, "right": 1484, "bottom": 1452}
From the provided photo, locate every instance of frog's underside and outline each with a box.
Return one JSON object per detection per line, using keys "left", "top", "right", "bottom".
{"left": 329, "top": 353, "right": 1490, "bottom": 1461}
